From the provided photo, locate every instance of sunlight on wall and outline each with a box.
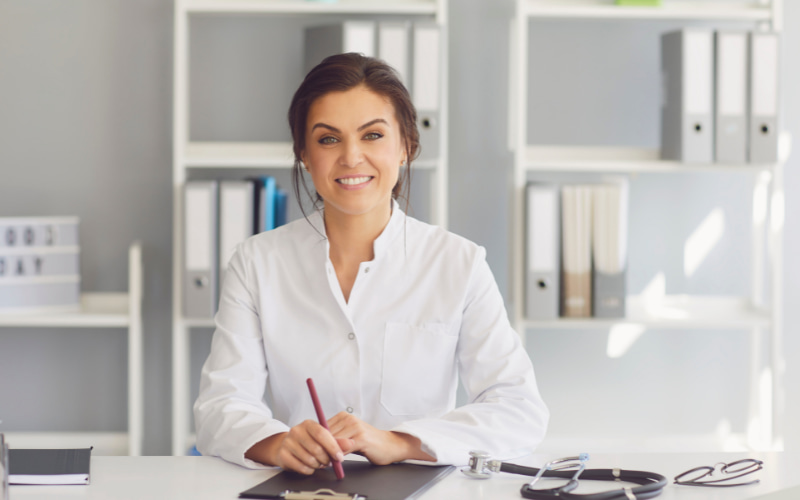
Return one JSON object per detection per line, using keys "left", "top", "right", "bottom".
{"left": 606, "top": 323, "right": 646, "bottom": 358}
{"left": 753, "top": 171, "right": 771, "bottom": 225}
{"left": 684, "top": 208, "right": 725, "bottom": 278}
{"left": 747, "top": 367, "right": 774, "bottom": 450}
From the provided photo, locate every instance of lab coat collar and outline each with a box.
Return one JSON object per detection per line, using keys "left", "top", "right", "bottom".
{"left": 309, "top": 199, "right": 406, "bottom": 261}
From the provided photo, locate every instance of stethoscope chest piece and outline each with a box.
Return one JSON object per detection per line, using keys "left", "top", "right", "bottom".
{"left": 462, "top": 450, "right": 501, "bottom": 480}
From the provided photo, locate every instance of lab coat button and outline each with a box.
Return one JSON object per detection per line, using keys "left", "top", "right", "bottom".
{"left": 364, "top": 267, "right": 370, "bottom": 274}
{"left": 346, "top": 407, "right": 354, "bottom": 413}
{"left": 348, "top": 332, "right": 355, "bottom": 340}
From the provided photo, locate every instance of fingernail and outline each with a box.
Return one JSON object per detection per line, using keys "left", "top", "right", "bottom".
{"left": 336, "top": 452, "right": 344, "bottom": 462}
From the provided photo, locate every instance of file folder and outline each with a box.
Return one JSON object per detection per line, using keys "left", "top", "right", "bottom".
{"left": 592, "top": 181, "right": 629, "bottom": 318}
{"left": 378, "top": 21, "right": 410, "bottom": 86}
{"left": 258, "top": 176, "right": 277, "bottom": 232}
{"left": 561, "top": 185, "right": 593, "bottom": 318}
{"left": 661, "top": 29, "right": 714, "bottom": 163}
{"left": 714, "top": 31, "right": 748, "bottom": 164}
{"left": 183, "top": 180, "right": 218, "bottom": 318}
{"left": 219, "top": 180, "right": 255, "bottom": 289}
{"left": 304, "top": 21, "right": 376, "bottom": 75}
{"left": 748, "top": 32, "right": 780, "bottom": 164}
{"left": 411, "top": 23, "right": 441, "bottom": 162}
{"left": 525, "top": 183, "right": 560, "bottom": 320}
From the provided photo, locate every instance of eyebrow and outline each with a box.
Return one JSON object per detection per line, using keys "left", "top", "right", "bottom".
{"left": 311, "top": 118, "right": 389, "bottom": 133}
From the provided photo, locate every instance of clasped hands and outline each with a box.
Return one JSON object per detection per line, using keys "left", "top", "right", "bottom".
{"left": 246, "top": 412, "right": 434, "bottom": 475}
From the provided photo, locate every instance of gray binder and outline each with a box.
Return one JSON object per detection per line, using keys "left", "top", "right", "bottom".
{"left": 748, "top": 31, "right": 780, "bottom": 164}
{"left": 410, "top": 23, "right": 441, "bottom": 162}
{"left": 661, "top": 29, "right": 714, "bottom": 163}
{"left": 304, "top": 21, "right": 376, "bottom": 76}
{"left": 714, "top": 31, "right": 748, "bottom": 164}
{"left": 525, "top": 183, "right": 560, "bottom": 320}
{"left": 183, "top": 180, "right": 219, "bottom": 319}
{"left": 592, "top": 181, "right": 628, "bottom": 318}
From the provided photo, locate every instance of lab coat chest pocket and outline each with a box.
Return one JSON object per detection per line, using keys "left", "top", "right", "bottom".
{"left": 381, "top": 322, "right": 458, "bottom": 416}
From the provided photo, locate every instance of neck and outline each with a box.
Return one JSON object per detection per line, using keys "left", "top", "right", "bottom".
{"left": 324, "top": 200, "right": 393, "bottom": 264}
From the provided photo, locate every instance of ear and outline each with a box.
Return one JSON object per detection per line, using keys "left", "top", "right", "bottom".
{"left": 300, "top": 150, "right": 309, "bottom": 170}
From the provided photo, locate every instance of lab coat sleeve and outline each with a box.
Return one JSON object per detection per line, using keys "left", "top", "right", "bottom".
{"left": 391, "top": 247, "right": 549, "bottom": 465}
{"left": 193, "top": 245, "right": 289, "bottom": 469}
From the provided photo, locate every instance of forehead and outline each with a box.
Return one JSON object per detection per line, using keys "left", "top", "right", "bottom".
{"left": 307, "top": 85, "right": 397, "bottom": 128}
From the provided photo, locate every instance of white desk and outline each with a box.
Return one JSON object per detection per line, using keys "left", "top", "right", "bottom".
{"left": 8, "top": 452, "right": 800, "bottom": 499}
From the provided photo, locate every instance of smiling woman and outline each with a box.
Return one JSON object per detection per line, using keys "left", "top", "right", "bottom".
{"left": 193, "top": 53, "right": 549, "bottom": 476}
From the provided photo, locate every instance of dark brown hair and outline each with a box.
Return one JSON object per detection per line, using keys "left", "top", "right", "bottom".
{"left": 288, "top": 53, "right": 419, "bottom": 213}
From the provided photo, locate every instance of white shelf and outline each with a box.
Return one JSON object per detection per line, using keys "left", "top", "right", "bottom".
{"left": 524, "top": 145, "right": 780, "bottom": 173}
{"left": 523, "top": 0, "right": 773, "bottom": 22}
{"left": 183, "top": 141, "right": 438, "bottom": 170}
{"left": 524, "top": 295, "right": 771, "bottom": 330}
{"left": 0, "top": 242, "right": 144, "bottom": 456}
{"left": 182, "top": 0, "right": 437, "bottom": 15}
{"left": 0, "top": 293, "right": 130, "bottom": 327}
{"left": 3, "top": 432, "right": 130, "bottom": 456}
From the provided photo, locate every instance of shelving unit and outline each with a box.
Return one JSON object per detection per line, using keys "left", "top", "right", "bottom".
{"left": 0, "top": 242, "right": 144, "bottom": 456}
{"left": 509, "top": 0, "right": 787, "bottom": 451}
{"left": 172, "top": 0, "right": 449, "bottom": 456}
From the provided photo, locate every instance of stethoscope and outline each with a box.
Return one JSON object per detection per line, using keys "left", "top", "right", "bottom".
{"left": 462, "top": 450, "right": 668, "bottom": 500}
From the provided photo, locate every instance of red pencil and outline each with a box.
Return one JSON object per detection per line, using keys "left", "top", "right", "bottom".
{"left": 306, "top": 377, "right": 345, "bottom": 480}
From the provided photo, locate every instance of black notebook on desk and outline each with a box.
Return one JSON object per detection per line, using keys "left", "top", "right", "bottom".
{"left": 8, "top": 448, "right": 92, "bottom": 485}
{"left": 239, "top": 460, "right": 455, "bottom": 500}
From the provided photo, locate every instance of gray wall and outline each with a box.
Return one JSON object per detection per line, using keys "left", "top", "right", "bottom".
{"left": 0, "top": 0, "right": 797, "bottom": 456}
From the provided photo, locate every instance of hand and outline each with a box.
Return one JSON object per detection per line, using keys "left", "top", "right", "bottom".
{"left": 327, "top": 412, "right": 435, "bottom": 465}
{"left": 246, "top": 420, "right": 345, "bottom": 475}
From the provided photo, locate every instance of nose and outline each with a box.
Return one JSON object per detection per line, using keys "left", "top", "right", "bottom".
{"left": 338, "top": 139, "right": 364, "bottom": 168}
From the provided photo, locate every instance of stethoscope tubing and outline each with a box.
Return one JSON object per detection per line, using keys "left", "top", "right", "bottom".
{"left": 499, "top": 464, "right": 668, "bottom": 500}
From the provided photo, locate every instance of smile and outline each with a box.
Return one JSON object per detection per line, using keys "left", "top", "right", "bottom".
{"left": 337, "top": 176, "right": 373, "bottom": 186}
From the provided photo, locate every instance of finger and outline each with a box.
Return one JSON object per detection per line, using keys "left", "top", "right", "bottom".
{"left": 286, "top": 423, "right": 330, "bottom": 469}
{"left": 278, "top": 449, "right": 316, "bottom": 475}
{"left": 337, "top": 437, "right": 357, "bottom": 454}
{"left": 296, "top": 430, "right": 336, "bottom": 466}
{"left": 307, "top": 425, "right": 345, "bottom": 463}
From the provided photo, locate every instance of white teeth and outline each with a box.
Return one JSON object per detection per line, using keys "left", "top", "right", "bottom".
{"left": 338, "top": 176, "right": 371, "bottom": 185}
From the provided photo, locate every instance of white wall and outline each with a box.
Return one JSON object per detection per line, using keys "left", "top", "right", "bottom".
{"left": 0, "top": 0, "right": 797, "bottom": 456}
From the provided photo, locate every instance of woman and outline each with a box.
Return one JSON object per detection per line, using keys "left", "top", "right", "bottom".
{"left": 194, "top": 53, "right": 548, "bottom": 473}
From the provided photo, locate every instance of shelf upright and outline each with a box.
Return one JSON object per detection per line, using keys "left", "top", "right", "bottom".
{"left": 510, "top": 0, "right": 786, "bottom": 451}
{"left": 172, "top": 0, "right": 448, "bottom": 456}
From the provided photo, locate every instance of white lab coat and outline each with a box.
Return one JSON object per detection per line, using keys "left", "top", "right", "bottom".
{"left": 194, "top": 204, "right": 548, "bottom": 468}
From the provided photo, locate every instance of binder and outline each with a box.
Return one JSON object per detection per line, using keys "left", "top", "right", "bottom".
{"left": 183, "top": 180, "right": 218, "bottom": 318}
{"left": 410, "top": 23, "right": 441, "bottom": 162}
{"left": 239, "top": 461, "right": 454, "bottom": 500}
{"left": 274, "top": 187, "right": 288, "bottom": 228}
{"left": 525, "top": 183, "right": 560, "bottom": 320}
{"left": 714, "top": 31, "right": 748, "bottom": 164}
{"left": 748, "top": 31, "right": 780, "bottom": 164}
{"left": 304, "top": 21, "right": 376, "bottom": 75}
{"left": 259, "top": 176, "right": 277, "bottom": 232}
{"left": 661, "top": 29, "right": 714, "bottom": 163}
{"left": 8, "top": 448, "right": 91, "bottom": 485}
{"left": 219, "top": 180, "right": 255, "bottom": 288}
{"left": 561, "top": 185, "right": 593, "bottom": 318}
{"left": 378, "top": 21, "right": 410, "bottom": 85}
{"left": 592, "top": 181, "right": 629, "bottom": 318}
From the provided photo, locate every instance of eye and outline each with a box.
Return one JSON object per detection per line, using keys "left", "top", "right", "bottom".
{"left": 364, "top": 132, "right": 383, "bottom": 141}
{"left": 318, "top": 136, "right": 338, "bottom": 145}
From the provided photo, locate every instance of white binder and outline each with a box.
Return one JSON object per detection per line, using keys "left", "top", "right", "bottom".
{"left": 219, "top": 180, "right": 255, "bottom": 290}
{"left": 661, "top": 29, "right": 714, "bottom": 163}
{"left": 714, "top": 31, "right": 748, "bottom": 164}
{"left": 748, "top": 32, "right": 780, "bottom": 164}
{"left": 592, "top": 181, "right": 628, "bottom": 318}
{"left": 411, "top": 23, "right": 441, "bottom": 162}
{"left": 378, "top": 21, "right": 410, "bottom": 86}
{"left": 561, "top": 185, "right": 593, "bottom": 318}
{"left": 304, "top": 21, "right": 376, "bottom": 75}
{"left": 525, "top": 183, "right": 560, "bottom": 320}
{"left": 183, "top": 180, "right": 219, "bottom": 319}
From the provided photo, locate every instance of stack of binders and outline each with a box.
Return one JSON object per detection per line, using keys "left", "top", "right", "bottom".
{"left": 304, "top": 20, "right": 441, "bottom": 162}
{"left": 183, "top": 177, "right": 288, "bottom": 319}
{"left": 660, "top": 29, "right": 780, "bottom": 164}
{"left": 525, "top": 180, "right": 628, "bottom": 320}
{"left": 0, "top": 217, "right": 80, "bottom": 313}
